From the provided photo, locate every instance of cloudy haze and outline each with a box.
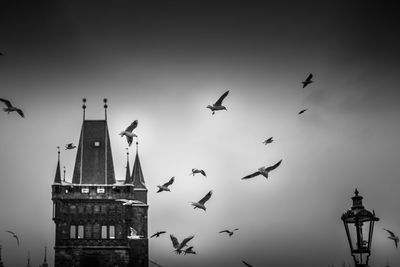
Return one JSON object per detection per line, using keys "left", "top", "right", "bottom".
{"left": 1, "top": 1, "right": 400, "bottom": 266}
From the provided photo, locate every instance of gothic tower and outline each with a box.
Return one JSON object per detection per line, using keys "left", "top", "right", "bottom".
{"left": 52, "top": 99, "right": 149, "bottom": 267}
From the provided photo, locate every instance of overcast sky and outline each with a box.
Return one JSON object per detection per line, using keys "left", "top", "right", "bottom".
{"left": 1, "top": 1, "right": 400, "bottom": 267}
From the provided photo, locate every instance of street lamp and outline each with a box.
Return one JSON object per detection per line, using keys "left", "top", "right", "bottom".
{"left": 341, "top": 189, "right": 379, "bottom": 267}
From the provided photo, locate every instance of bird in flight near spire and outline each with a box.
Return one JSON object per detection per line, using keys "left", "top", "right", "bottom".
{"left": 156, "top": 176, "right": 175, "bottom": 193}
{"left": 5, "top": 230, "right": 20, "bottom": 246}
{"left": 298, "top": 109, "right": 307, "bottom": 115}
{"left": 65, "top": 143, "right": 76, "bottom": 150}
{"left": 302, "top": 73, "right": 313, "bottom": 88}
{"left": 183, "top": 246, "right": 197, "bottom": 255}
{"left": 0, "top": 98, "right": 24, "bottom": 118}
{"left": 115, "top": 199, "right": 144, "bottom": 205}
{"left": 242, "top": 260, "right": 254, "bottom": 267}
{"left": 150, "top": 231, "right": 167, "bottom": 238}
{"left": 120, "top": 120, "right": 138, "bottom": 146}
{"left": 262, "top": 137, "right": 273, "bottom": 145}
{"left": 242, "top": 160, "right": 282, "bottom": 180}
{"left": 383, "top": 228, "right": 399, "bottom": 248}
{"left": 206, "top": 90, "right": 229, "bottom": 115}
{"left": 191, "top": 190, "right": 212, "bottom": 211}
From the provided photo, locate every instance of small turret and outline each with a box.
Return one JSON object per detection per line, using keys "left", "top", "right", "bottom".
{"left": 131, "top": 142, "right": 146, "bottom": 189}
{"left": 125, "top": 149, "right": 133, "bottom": 184}
{"left": 53, "top": 146, "right": 62, "bottom": 184}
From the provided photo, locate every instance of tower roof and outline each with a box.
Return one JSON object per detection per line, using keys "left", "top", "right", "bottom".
{"left": 124, "top": 150, "right": 133, "bottom": 184}
{"left": 72, "top": 120, "right": 116, "bottom": 184}
{"left": 131, "top": 143, "right": 146, "bottom": 189}
{"left": 53, "top": 147, "right": 62, "bottom": 184}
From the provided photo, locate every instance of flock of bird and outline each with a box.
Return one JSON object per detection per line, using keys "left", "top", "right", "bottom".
{"left": 1, "top": 71, "right": 399, "bottom": 266}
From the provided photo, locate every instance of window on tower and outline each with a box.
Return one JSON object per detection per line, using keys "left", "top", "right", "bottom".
{"left": 70, "top": 225, "right": 76, "bottom": 239}
{"left": 101, "top": 225, "right": 107, "bottom": 239}
{"left": 93, "top": 223, "right": 100, "bottom": 239}
{"left": 109, "top": 225, "right": 115, "bottom": 239}
{"left": 78, "top": 225, "right": 84, "bottom": 239}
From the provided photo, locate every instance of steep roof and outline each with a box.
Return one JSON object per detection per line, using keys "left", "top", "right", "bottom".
{"left": 53, "top": 151, "right": 62, "bottom": 184}
{"left": 131, "top": 149, "right": 146, "bottom": 189}
{"left": 72, "top": 120, "right": 116, "bottom": 184}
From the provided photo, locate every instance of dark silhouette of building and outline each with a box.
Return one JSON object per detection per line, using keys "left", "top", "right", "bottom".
{"left": 0, "top": 245, "right": 4, "bottom": 267}
{"left": 52, "top": 102, "right": 148, "bottom": 267}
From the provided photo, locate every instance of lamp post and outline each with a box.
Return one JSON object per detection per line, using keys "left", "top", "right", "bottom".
{"left": 341, "top": 189, "right": 379, "bottom": 267}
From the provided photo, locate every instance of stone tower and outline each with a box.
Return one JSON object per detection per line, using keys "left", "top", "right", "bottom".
{"left": 52, "top": 99, "right": 149, "bottom": 267}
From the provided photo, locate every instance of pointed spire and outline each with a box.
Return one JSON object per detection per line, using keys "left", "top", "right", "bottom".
{"left": 125, "top": 148, "right": 132, "bottom": 184}
{"left": 54, "top": 146, "right": 62, "bottom": 184}
{"left": 63, "top": 166, "right": 66, "bottom": 182}
{"left": 82, "top": 98, "right": 87, "bottom": 121}
{"left": 44, "top": 245, "right": 47, "bottom": 263}
{"left": 131, "top": 141, "right": 146, "bottom": 189}
{"left": 103, "top": 98, "right": 108, "bottom": 121}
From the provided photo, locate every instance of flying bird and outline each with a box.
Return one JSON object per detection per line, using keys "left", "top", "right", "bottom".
{"left": 242, "top": 160, "right": 282, "bottom": 180}
{"left": 262, "top": 137, "right": 273, "bottom": 145}
{"left": 191, "top": 190, "right": 212, "bottom": 211}
{"left": 120, "top": 120, "right": 138, "bottom": 146}
{"left": 115, "top": 199, "right": 144, "bottom": 205}
{"left": 302, "top": 73, "right": 313, "bottom": 88}
{"left": 0, "top": 98, "right": 24, "bottom": 118}
{"left": 383, "top": 228, "right": 399, "bottom": 248}
{"left": 157, "top": 176, "right": 175, "bottom": 193}
{"left": 151, "top": 231, "right": 167, "bottom": 238}
{"left": 219, "top": 228, "right": 239, "bottom": 237}
{"left": 206, "top": 90, "right": 229, "bottom": 115}
{"left": 65, "top": 143, "right": 76, "bottom": 150}
{"left": 183, "top": 246, "right": 197, "bottom": 255}
{"left": 170, "top": 234, "right": 195, "bottom": 254}
{"left": 190, "top": 168, "right": 206, "bottom": 177}
{"left": 298, "top": 109, "right": 307, "bottom": 115}
{"left": 127, "top": 227, "right": 144, "bottom": 239}
{"left": 5, "top": 230, "right": 19, "bottom": 246}
{"left": 242, "top": 260, "right": 254, "bottom": 267}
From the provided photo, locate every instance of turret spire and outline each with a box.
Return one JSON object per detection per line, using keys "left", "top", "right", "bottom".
{"left": 26, "top": 251, "right": 31, "bottom": 267}
{"left": 131, "top": 141, "right": 146, "bottom": 189}
{"left": 125, "top": 148, "right": 132, "bottom": 184}
{"left": 0, "top": 244, "right": 4, "bottom": 267}
{"left": 54, "top": 146, "right": 62, "bottom": 184}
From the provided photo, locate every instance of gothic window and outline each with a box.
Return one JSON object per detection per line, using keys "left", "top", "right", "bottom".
{"left": 116, "top": 224, "right": 123, "bottom": 239}
{"left": 109, "top": 225, "right": 115, "bottom": 239}
{"left": 101, "top": 204, "right": 108, "bottom": 214}
{"left": 85, "top": 223, "right": 92, "bottom": 239}
{"left": 78, "top": 205, "right": 84, "bottom": 214}
{"left": 93, "top": 223, "right": 100, "bottom": 239}
{"left": 86, "top": 204, "right": 92, "bottom": 214}
{"left": 94, "top": 205, "right": 100, "bottom": 214}
{"left": 97, "top": 187, "right": 105, "bottom": 194}
{"left": 81, "top": 187, "right": 89, "bottom": 193}
{"left": 78, "top": 225, "right": 84, "bottom": 239}
{"left": 101, "top": 225, "right": 108, "bottom": 239}
{"left": 70, "top": 225, "right": 76, "bottom": 239}
{"left": 61, "top": 222, "right": 69, "bottom": 239}
{"left": 70, "top": 205, "right": 76, "bottom": 214}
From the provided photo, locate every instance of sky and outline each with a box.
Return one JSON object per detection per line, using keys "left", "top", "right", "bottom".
{"left": 1, "top": 1, "right": 400, "bottom": 266}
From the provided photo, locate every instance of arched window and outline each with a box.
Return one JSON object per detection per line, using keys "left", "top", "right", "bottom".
{"left": 78, "top": 225, "right": 84, "bottom": 239}
{"left": 70, "top": 225, "right": 76, "bottom": 239}
{"left": 93, "top": 222, "right": 100, "bottom": 239}
{"left": 85, "top": 222, "right": 92, "bottom": 239}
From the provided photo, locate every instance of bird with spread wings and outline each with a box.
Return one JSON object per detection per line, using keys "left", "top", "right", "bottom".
{"left": 119, "top": 120, "right": 138, "bottom": 146}
{"left": 190, "top": 190, "right": 212, "bottom": 211}
{"left": 206, "top": 90, "right": 229, "bottom": 115}
{"left": 383, "top": 228, "right": 399, "bottom": 248}
{"left": 150, "top": 231, "right": 167, "bottom": 238}
{"left": 115, "top": 199, "right": 144, "bottom": 205}
{"left": 170, "top": 234, "right": 195, "bottom": 254}
{"left": 5, "top": 230, "right": 20, "bottom": 246}
{"left": 190, "top": 168, "right": 206, "bottom": 177}
{"left": 302, "top": 73, "right": 313, "bottom": 88}
{"left": 242, "top": 160, "right": 282, "bottom": 180}
{"left": 157, "top": 176, "right": 175, "bottom": 193}
{"left": 219, "top": 228, "right": 239, "bottom": 237}
{"left": 0, "top": 98, "right": 24, "bottom": 118}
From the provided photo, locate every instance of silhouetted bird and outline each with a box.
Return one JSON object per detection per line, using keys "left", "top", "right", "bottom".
{"left": 190, "top": 168, "right": 206, "bottom": 177}
{"left": 298, "top": 109, "right": 307, "bottom": 115}
{"left": 157, "top": 177, "right": 175, "bottom": 193}
{"left": 0, "top": 98, "right": 24, "bottom": 118}
{"left": 191, "top": 190, "right": 212, "bottom": 211}
{"left": 5, "top": 230, "right": 19, "bottom": 246}
{"left": 115, "top": 199, "right": 144, "bottom": 205}
{"left": 242, "top": 260, "right": 254, "bottom": 267}
{"left": 383, "top": 228, "right": 399, "bottom": 248}
{"left": 219, "top": 228, "right": 239, "bottom": 237}
{"left": 151, "top": 231, "right": 167, "bottom": 238}
{"left": 170, "top": 234, "right": 195, "bottom": 254}
{"left": 183, "top": 246, "right": 196, "bottom": 255}
{"left": 65, "top": 143, "right": 76, "bottom": 150}
{"left": 302, "top": 73, "right": 313, "bottom": 88}
{"left": 207, "top": 90, "right": 229, "bottom": 115}
{"left": 262, "top": 137, "right": 273, "bottom": 145}
{"left": 242, "top": 160, "right": 282, "bottom": 180}
{"left": 120, "top": 120, "right": 138, "bottom": 146}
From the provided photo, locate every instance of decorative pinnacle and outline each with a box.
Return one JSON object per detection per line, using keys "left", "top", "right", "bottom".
{"left": 82, "top": 98, "right": 87, "bottom": 109}
{"left": 63, "top": 166, "right": 66, "bottom": 181}
{"left": 103, "top": 98, "right": 108, "bottom": 109}
{"left": 354, "top": 188, "right": 359, "bottom": 196}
